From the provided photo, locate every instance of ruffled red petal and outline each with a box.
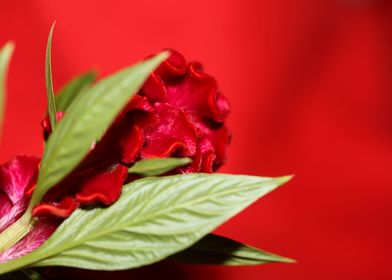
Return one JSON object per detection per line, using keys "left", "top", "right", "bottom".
{"left": 120, "top": 124, "right": 143, "bottom": 164}
{"left": 179, "top": 148, "right": 202, "bottom": 173}
{"left": 162, "top": 62, "right": 229, "bottom": 124}
{"left": 200, "top": 150, "right": 216, "bottom": 173}
{"left": 206, "top": 125, "right": 231, "bottom": 167}
{"left": 33, "top": 197, "right": 78, "bottom": 218}
{"left": 215, "top": 91, "right": 230, "bottom": 122}
{"left": 122, "top": 95, "right": 154, "bottom": 115}
{"left": 141, "top": 73, "right": 167, "bottom": 103}
{"left": 155, "top": 49, "right": 187, "bottom": 80}
{"left": 141, "top": 103, "right": 197, "bottom": 158}
{"left": 75, "top": 165, "right": 128, "bottom": 206}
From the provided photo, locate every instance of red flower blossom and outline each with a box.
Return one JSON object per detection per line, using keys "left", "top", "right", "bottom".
{"left": 33, "top": 51, "right": 230, "bottom": 220}
{"left": 0, "top": 50, "right": 230, "bottom": 262}
{"left": 37, "top": 50, "right": 230, "bottom": 219}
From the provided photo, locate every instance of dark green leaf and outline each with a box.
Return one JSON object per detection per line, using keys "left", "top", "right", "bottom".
{"left": 29, "top": 51, "right": 168, "bottom": 207}
{"left": 0, "top": 174, "right": 290, "bottom": 273}
{"left": 128, "top": 157, "right": 192, "bottom": 176}
{"left": 55, "top": 71, "right": 97, "bottom": 112}
{"left": 0, "top": 269, "right": 46, "bottom": 280}
{"left": 0, "top": 42, "right": 14, "bottom": 139}
{"left": 45, "top": 23, "right": 58, "bottom": 130}
{"left": 170, "top": 234, "right": 294, "bottom": 265}
{"left": 21, "top": 270, "right": 47, "bottom": 280}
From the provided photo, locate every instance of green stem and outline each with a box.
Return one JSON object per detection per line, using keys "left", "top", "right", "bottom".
{"left": 0, "top": 208, "right": 34, "bottom": 253}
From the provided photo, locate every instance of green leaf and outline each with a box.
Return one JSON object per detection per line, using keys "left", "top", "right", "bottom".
{"left": 0, "top": 174, "right": 291, "bottom": 274}
{"left": 128, "top": 157, "right": 192, "bottom": 176}
{"left": 45, "top": 23, "right": 58, "bottom": 130}
{"left": 29, "top": 51, "right": 169, "bottom": 207}
{"left": 0, "top": 42, "right": 14, "bottom": 139}
{"left": 170, "top": 234, "right": 294, "bottom": 265}
{"left": 55, "top": 71, "right": 97, "bottom": 112}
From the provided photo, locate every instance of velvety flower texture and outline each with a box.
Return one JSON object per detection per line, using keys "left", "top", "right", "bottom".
{"left": 0, "top": 156, "right": 57, "bottom": 262}
{"left": 0, "top": 50, "right": 230, "bottom": 261}
{"left": 37, "top": 49, "right": 230, "bottom": 219}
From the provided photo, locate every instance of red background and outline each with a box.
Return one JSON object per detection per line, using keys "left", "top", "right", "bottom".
{"left": 1, "top": 0, "right": 391, "bottom": 279}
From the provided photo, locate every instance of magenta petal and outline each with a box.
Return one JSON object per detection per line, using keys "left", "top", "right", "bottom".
{"left": 0, "top": 156, "right": 52, "bottom": 263}
{"left": 0, "top": 200, "right": 26, "bottom": 234}
{"left": 0, "top": 191, "right": 12, "bottom": 219}
{"left": 0, "top": 156, "right": 40, "bottom": 233}
{"left": 0, "top": 156, "right": 40, "bottom": 204}
{"left": 0, "top": 219, "right": 57, "bottom": 263}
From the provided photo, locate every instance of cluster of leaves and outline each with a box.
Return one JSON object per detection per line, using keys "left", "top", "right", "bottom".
{"left": 0, "top": 26, "right": 293, "bottom": 278}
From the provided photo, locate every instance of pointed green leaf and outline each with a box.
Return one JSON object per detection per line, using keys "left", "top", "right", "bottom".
{"left": 45, "top": 23, "right": 57, "bottom": 130}
{"left": 128, "top": 157, "right": 192, "bottom": 176}
{"left": 0, "top": 42, "right": 14, "bottom": 139}
{"left": 0, "top": 174, "right": 291, "bottom": 274}
{"left": 29, "top": 51, "right": 169, "bottom": 207}
{"left": 55, "top": 71, "right": 97, "bottom": 112}
{"left": 170, "top": 234, "right": 294, "bottom": 265}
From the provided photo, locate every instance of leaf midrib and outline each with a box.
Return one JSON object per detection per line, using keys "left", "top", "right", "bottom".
{"left": 35, "top": 181, "right": 267, "bottom": 263}
{"left": 37, "top": 72, "right": 134, "bottom": 196}
{"left": 184, "top": 247, "right": 275, "bottom": 263}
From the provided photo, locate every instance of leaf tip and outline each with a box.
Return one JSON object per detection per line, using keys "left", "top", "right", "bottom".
{"left": 51, "top": 21, "right": 57, "bottom": 29}
{"left": 276, "top": 175, "right": 294, "bottom": 185}
{"left": 149, "top": 50, "right": 170, "bottom": 66}
{"left": 2, "top": 41, "right": 15, "bottom": 55}
{"left": 160, "top": 50, "right": 170, "bottom": 60}
{"left": 48, "top": 22, "right": 56, "bottom": 44}
{"left": 279, "top": 256, "right": 296, "bottom": 264}
{"left": 180, "top": 157, "right": 192, "bottom": 164}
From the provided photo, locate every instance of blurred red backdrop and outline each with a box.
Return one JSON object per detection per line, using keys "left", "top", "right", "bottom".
{"left": 1, "top": 0, "right": 391, "bottom": 279}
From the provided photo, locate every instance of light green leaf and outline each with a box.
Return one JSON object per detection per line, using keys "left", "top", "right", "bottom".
{"left": 0, "top": 42, "right": 14, "bottom": 139}
{"left": 45, "top": 23, "right": 57, "bottom": 130}
{"left": 0, "top": 174, "right": 291, "bottom": 274}
{"left": 55, "top": 71, "right": 97, "bottom": 112}
{"left": 128, "top": 157, "right": 192, "bottom": 176}
{"left": 170, "top": 233, "right": 294, "bottom": 265}
{"left": 29, "top": 51, "right": 169, "bottom": 207}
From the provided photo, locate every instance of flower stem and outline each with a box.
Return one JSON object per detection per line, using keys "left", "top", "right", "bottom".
{"left": 0, "top": 208, "right": 34, "bottom": 253}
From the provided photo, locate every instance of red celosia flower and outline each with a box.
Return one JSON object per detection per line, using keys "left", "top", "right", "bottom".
{"left": 37, "top": 49, "right": 230, "bottom": 219}
{"left": 0, "top": 50, "right": 230, "bottom": 262}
